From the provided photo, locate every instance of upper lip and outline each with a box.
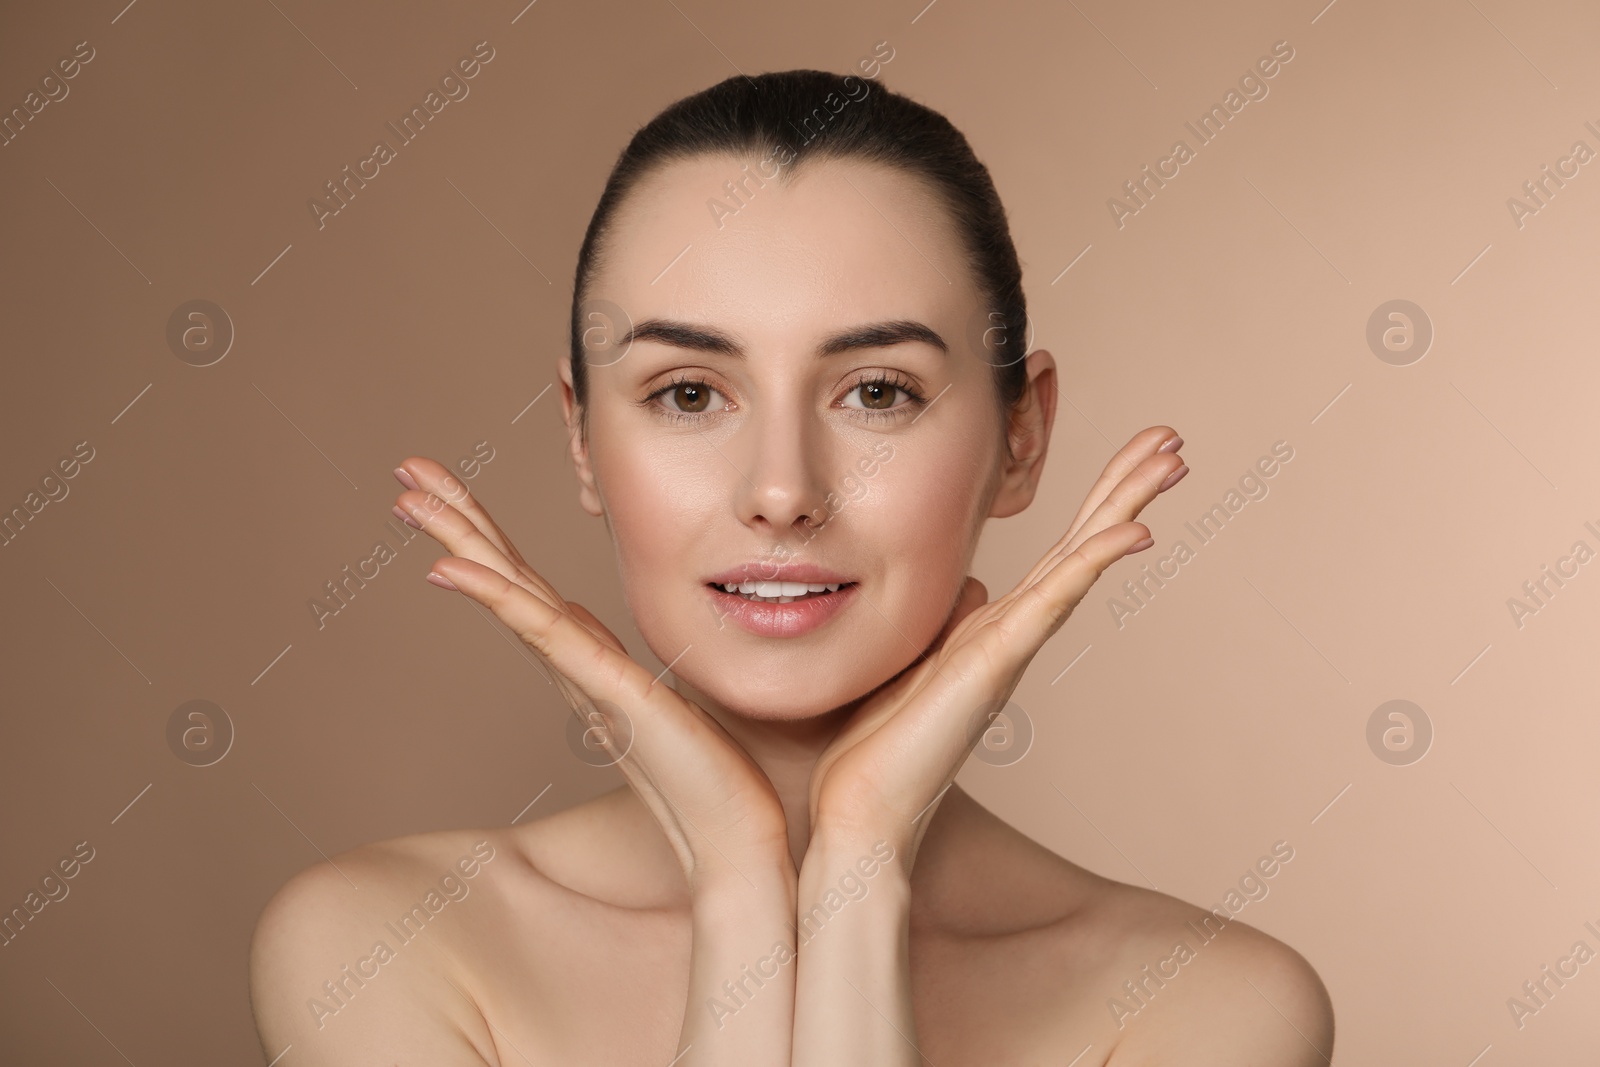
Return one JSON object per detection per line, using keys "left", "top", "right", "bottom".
{"left": 706, "top": 564, "right": 855, "bottom": 586}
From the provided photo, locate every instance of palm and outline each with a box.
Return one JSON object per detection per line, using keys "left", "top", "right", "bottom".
{"left": 393, "top": 456, "right": 792, "bottom": 885}
{"left": 805, "top": 426, "right": 1187, "bottom": 862}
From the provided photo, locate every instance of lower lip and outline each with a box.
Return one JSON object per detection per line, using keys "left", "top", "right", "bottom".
{"left": 706, "top": 583, "right": 858, "bottom": 637}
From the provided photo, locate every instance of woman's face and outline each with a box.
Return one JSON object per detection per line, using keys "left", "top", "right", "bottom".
{"left": 560, "top": 154, "right": 1054, "bottom": 721}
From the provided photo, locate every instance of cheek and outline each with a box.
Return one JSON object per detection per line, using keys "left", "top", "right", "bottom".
{"left": 866, "top": 436, "right": 995, "bottom": 620}
{"left": 590, "top": 435, "right": 714, "bottom": 627}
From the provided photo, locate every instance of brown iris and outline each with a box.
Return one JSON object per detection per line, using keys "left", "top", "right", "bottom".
{"left": 857, "top": 381, "right": 894, "bottom": 409}
{"left": 672, "top": 382, "right": 711, "bottom": 413}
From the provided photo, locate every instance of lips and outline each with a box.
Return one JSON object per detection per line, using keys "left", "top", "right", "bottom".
{"left": 704, "top": 563, "right": 855, "bottom": 586}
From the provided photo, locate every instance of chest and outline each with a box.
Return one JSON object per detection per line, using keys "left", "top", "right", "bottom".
{"left": 455, "top": 894, "right": 1122, "bottom": 1066}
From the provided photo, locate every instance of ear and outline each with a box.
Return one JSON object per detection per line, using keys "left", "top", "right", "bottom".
{"left": 988, "top": 348, "right": 1057, "bottom": 520}
{"left": 558, "top": 356, "right": 606, "bottom": 518}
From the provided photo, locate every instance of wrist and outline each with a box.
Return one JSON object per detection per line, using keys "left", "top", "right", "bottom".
{"left": 690, "top": 859, "right": 798, "bottom": 915}
{"left": 797, "top": 835, "right": 909, "bottom": 911}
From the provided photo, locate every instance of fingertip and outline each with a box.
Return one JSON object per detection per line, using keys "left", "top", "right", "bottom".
{"left": 425, "top": 570, "right": 459, "bottom": 591}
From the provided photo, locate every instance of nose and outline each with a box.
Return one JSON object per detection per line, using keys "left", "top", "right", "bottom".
{"left": 727, "top": 399, "right": 833, "bottom": 538}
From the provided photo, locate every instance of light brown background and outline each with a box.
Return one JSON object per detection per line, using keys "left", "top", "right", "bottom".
{"left": 2, "top": 0, "right": 1597, "bottom": 1062}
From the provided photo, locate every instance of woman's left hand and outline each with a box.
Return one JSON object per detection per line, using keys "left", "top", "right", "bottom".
{"left": 804, "top": 425, "right": 1188, "bottom": 870}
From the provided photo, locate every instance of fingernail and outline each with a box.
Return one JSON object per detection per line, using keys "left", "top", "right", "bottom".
{"left": 426, "top": 571, "right": 458, "bottom": 591}
{"left": 393, "top": 504, "right": 423, "bottom": 530}
{"left": 1129, "top": 536, "right": 1154, "bottom": 553}
{"left": 393, "top": 467, "right": 421, "bottom": 491}
{"left": 1157, "top": 434, "right": 1183, "bottom": 454}
{"left": 1158, "top": 463, "right": 1189, "bottom": 491}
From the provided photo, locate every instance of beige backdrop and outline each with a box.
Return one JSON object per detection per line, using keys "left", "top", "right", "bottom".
{"left": 2, "top": 0, "right": 1598, "bottom": 1062}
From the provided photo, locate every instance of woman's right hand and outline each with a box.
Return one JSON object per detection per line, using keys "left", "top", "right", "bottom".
{"left": 392, "top": 457, "right": 795, "bottom": 896}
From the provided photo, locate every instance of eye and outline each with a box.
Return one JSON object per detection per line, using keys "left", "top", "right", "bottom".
{"left": 840, "top": 372, "right": 928, "bottom": 419}
{"left": 644, "top": 375, "right": 729, "bottom": 422}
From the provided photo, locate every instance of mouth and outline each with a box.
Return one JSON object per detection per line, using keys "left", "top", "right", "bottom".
{"left": 707, "top": 580, "right": 858, "bottom": 604}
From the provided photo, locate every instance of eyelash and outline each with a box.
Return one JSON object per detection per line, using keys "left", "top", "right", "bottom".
{"left": 642, "top": 372, "right": 929, "bottom": 425}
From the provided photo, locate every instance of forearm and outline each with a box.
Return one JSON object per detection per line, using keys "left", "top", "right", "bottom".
{"left": 676, "top": 869, "right": 798, "bottom": 1067}
{"left": 791, "top": 838, "right": 919, "bottom": 1067}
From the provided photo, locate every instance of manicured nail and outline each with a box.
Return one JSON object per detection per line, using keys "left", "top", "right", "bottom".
{"left": 1129, "top": 536, "right": 1154, "bottom": 553}
{"left": 393, "top": 467, "right": 421, "bottom": 491}
{"left": 1157, "top": 434, "right": 1183, "bottom": 454}
{"left": 1158, "top": 463, "right": 1189, "bottom": 491}
{"left": 393, "top": 504, "right": 423, "bottom": 530}
{"left": 425, "top": 571, "right": 458, "bottom": 590}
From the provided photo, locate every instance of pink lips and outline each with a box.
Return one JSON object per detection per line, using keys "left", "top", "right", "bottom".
{"left": 706, "top": 581, "right": 858, "bottom": 637}
{"left": 704, "top": 563, "right": 854, "bottom": 586}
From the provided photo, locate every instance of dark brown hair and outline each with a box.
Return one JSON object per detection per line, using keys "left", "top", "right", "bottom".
{"left": 569, "top": 68, "right": 1030, "bottom": 451}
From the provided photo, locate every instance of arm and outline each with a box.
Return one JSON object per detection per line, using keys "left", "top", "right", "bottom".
{"left": 791, "top": 835, "right": 919, "bottom": 1067}
{"left": 674, "top": 866, "right": 799, "bottom": 1067}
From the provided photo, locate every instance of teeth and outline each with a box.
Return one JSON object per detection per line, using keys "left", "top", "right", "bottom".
{"left": 716, "top": 580, "right": 844, "bottom": 601}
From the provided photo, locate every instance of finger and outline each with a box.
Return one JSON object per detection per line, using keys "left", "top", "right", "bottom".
{"left": 1052, "top": 448, "right": 1183, "bottom": 559}
{"left": 431, "top": 555, "right": 641, "bottom": 706}
{"left": 996, "top": 522, "right": 1152, "bottom": 649}
{"left": 1060, "top": 426, "right": 1180, "bottom": 548}
{"left": 395, "top": 456, "right": 532, "bottom": 572}
{"left": 1013, "top": 430, "right": 1182, "bottom": 598}
{"left": 400, "top": 488, "right": 567, "bottom": 609}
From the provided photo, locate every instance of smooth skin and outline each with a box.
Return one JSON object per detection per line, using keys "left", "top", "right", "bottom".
{"left": 249, "top": 156, "right": 1333, "bottom": 1065}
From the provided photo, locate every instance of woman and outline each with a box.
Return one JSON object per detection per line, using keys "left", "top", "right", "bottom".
{"left": 250, "top": 69, "right": 1333, "bottom": 1065}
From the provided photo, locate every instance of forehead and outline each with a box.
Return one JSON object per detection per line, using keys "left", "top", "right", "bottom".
{"left": 594, "top": 155, "right": 976, "bottom": 334}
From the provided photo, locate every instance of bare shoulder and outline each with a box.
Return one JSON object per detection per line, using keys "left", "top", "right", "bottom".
{"left": 248, "top": 825, "right": 522, "bottom": 1066}
{"left": 1079, "top": 878, "right": 1335, "bottom": 1066}
{"left": 910, "top": 794, "right": 1332, "bottom": 1064}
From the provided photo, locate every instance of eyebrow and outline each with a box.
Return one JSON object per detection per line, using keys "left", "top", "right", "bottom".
{"left": 616, "top": 318, "right": 949, "bottom": 359}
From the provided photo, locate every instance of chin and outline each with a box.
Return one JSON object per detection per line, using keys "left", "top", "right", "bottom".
{"left": 678, "top": 668, "right": 874, "bottom": 723}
